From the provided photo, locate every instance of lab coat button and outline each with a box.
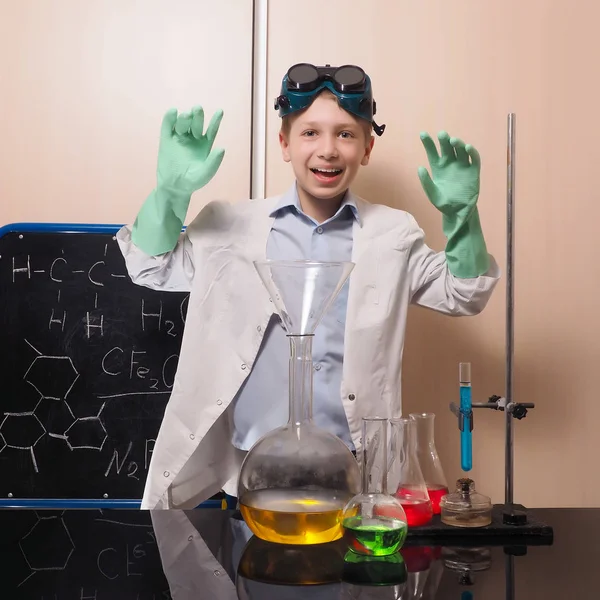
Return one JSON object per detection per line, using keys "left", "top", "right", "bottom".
{"left": 189, "top": 434, "right": 195, "bottom": 440}
{"left": 348, "top": 394, "right": 356, "bottom": 401}
{"left": 241, "top": 364, "right": 247, "bottom": 370}
{"left": 217, "top": 399, "right": 223, "bottom": 406}
{"left": 188, "top": 535, "right": 194, "bottom": 542}
{"left": 163, "top": 471, "right": 170, "bottom": 477}
{"left": 257, "top": 325, "right": 262, "bottom": 332}
{"left": 214, "top": 569, "right": 222, "bottom": 577}
{"left": 316, "top": 226, "right": 323, "bottom": 234}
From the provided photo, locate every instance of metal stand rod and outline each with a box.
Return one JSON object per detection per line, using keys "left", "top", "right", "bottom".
{"left": 505, "top": 554, "right": 515, "bottom": 600}
{"left": 449, "top": 114, "right": 533, "bottom": 524}
{"left": 505, "top": 113, "right": 516, "bottom": 506}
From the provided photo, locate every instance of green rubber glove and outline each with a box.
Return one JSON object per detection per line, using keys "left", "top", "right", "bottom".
{"left": 131, "top": 106, "right": 225, "bottom": 256}
{"left": 417, "top": 131, "right": 490, "bottom": 278}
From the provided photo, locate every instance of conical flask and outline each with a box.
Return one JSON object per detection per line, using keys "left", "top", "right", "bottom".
{"left": 409, "top": 413, "right": 449, "bottom": 515}
{"left": 399, "top": 545, "right": 442, "bottom": 600}
{"left": 238, "top": 260, "right": 361, "bottom": 545}
{"left": 388, "top": 418, "right": 433, "bottom": 527}
{"left": 341, "top": 417, "right": 408, "bottom": 556}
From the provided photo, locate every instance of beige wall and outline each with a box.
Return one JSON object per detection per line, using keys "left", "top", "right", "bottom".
{"left": 2, "top": 0, "right": 598, "bottom": 508}
{"left": 0, "top": 0, "right": 253, "bottom": 225}
{"left": 266, "top": 1, "right": 600, "bottom": 508}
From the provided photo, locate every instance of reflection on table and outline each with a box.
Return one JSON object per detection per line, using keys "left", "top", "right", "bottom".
{"left": 1, "top": 508, "right": 597, "bottom": 598}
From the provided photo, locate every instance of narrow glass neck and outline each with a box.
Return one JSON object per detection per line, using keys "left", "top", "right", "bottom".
{"left": 362, "top": 418, "right": 388, "bottom": 495}
{"left": 392, "top": 418, "right": 415, "bottom": 462}
{"left": 411, "top": 414, "right": 435, "bottom": 447}
{"left": 288, "top": 335, "right": 313, "bottom": 425}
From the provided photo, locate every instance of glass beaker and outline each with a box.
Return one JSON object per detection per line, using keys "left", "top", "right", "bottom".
{"left": 409, "top": 413, "right": 449, "bottom": 515}
{"left": 389, "top": 418, "right": 433, "bottom": 527}
{"left": 341, "top": 417, "right": 408, "bottom": 556}
{"left": 238, "top": 260, "right": 361, "bottom": 545}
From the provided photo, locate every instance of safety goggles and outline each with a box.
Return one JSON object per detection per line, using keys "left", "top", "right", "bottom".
{"left": 274, "top": 63, "right": 386, "bottom": 136}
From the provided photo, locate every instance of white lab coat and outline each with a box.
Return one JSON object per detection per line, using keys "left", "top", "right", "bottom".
{"left": 117, "top": 186, "right": 500, "bottom": 509}
{"left": 151, "top": 510, "right": 239, "bottom": 599}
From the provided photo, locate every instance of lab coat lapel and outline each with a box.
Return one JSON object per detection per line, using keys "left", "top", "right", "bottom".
{"left": 348, "top": 195, "right": 379, "bottom": 311}
{"left": 243, "top": 199, "right": 278, "bottom": 262}
{"left": 239, "top": 196, "right": 281, "bottom": 327}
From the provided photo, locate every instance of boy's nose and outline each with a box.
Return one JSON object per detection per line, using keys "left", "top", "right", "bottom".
{"left": 317, "top": 135, "right": 339, "bottom": 160}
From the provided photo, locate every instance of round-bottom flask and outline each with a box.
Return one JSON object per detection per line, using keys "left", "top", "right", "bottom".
{"left": 238, "top": 260, "right": 361, "bottom": 545}
{"left": 341, "top": 417, "right": 408, "bottom": 556}
{"left": 236, "top": 534, "right": 346, "bottom": 589}
{"left": 238, "top": 417, "right": 361, "bottom": 545}
{"left": 341, "top": 551, "right": 407, "bottom": 590}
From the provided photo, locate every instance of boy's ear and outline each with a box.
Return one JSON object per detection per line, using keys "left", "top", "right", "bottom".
{"left": 361, "top": 135, "right": 375, "bottom": 166}
{"left": 279, "top": 130, "right": 291, "bottom": 163}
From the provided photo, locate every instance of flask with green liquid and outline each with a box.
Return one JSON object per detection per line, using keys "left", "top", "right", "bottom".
{"left": 341, "top": 417, "right": 408, "bottom": 556}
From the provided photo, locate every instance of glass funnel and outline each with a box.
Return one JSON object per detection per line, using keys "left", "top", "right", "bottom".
{"left": 238, "top": 260, "right": 361, "bottom": 545}
{"left": 341, "top": 417, "right": 407, "bottom": 556}
{"left": 409, "top": 413, "right": 449, "bottom": 515}
{"left": 389, "top": 418, "right": 433, "bottom": 527}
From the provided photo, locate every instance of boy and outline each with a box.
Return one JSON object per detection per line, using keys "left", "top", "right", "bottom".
{"left": 117, "top": 63, "right": 499, "bottom": 509}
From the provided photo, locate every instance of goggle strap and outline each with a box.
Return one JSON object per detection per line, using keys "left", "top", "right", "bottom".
{"left": 275, "top": 92, "right": 386, "bottom": 137}
{"left": 373, "top": 121, "right": 386, "bottom": 137}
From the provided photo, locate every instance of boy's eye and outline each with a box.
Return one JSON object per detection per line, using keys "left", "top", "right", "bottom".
{"left": 303, "top": 130, "right": 316, "bottom": 137}
{"left": 339, "top": 131, "right": 354, "bottom": 139}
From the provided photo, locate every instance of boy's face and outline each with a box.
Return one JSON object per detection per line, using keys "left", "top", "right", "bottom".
{"left": 279, "top": 94, "right": 374, "bottom": 205}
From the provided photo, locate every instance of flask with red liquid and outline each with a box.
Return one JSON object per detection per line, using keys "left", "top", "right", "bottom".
{"left": 409, "top": 413, "right": 449, "bottom": 515}
{"left": 389, "top": 417, "right": 433, "bottom": 527}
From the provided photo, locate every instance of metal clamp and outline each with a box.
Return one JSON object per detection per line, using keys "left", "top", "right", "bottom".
{"left": 450, "top": 402, "right": 474, "bottom": 431}
{"left": 472, "top": 395, "right": 535, "bottom": 421}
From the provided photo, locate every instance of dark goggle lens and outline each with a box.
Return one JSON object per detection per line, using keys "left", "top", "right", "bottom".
{"left": 287, "top": 63, "right": 320, "bottom": 89}
{"left": 334, "top": 65, "right": 365, "bottom": 89}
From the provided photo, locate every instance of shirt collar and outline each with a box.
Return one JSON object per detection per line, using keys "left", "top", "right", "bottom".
{"left": 269, "top": 182, "right": 363, "bottom": 226}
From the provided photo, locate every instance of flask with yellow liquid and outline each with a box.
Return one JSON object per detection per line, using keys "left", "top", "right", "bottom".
{"left": 237, "top": 260, "right": 361, "bottom": 545}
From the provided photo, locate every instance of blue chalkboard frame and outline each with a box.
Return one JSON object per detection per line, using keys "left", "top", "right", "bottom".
{"left": 0, "top": 222, "right": 228, "bottom": 510}
{"left": 0, "top": 222, "right": 122, "bottom": 236}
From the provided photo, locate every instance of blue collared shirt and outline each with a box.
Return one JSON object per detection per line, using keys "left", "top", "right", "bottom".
{"left": 230, "top": 183, "right": 357, "bottom": 451}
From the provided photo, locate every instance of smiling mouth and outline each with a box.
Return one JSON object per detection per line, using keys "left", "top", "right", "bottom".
{"left": 310, "top": 168, "right": 343, "bottom": 178}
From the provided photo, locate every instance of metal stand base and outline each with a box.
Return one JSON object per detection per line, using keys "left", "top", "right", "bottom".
{"left": 502, "top": 503, "right": 529, "bottom": 526}
{"left": 405, "top": 505, "right": 553, "bottom": 547}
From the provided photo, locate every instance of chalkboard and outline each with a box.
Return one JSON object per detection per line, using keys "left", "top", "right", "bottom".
{"left": 0, "top": 224, "right": 188, "bottom": 501}
{"left": 0, "top": 508, "right": 171, "bottom": 598}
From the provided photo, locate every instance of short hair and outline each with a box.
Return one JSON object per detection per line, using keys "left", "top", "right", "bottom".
{"left": 280, "top": 89, "right": 373, "bottom": 143}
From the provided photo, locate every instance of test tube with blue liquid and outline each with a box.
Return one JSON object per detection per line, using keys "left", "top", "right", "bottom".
{"left": 459, "top": 363, "right": 472, "bottom": 472}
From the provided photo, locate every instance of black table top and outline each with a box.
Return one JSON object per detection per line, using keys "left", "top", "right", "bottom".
{"left": 1, "top": 507, "right": 596, "bottom": 599}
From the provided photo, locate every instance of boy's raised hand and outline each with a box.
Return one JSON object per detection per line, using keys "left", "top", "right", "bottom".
{"left": 157, "top": 106, "right": 226, "bottom": 196}
{"left": 416, "top": 130, "right": 490, "bottom": 279}
{"left": 131, "top": 106, "right": 225, "bottom": 257}
{"left": 417, "top": 131, "right": 480, "bottom": 217}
